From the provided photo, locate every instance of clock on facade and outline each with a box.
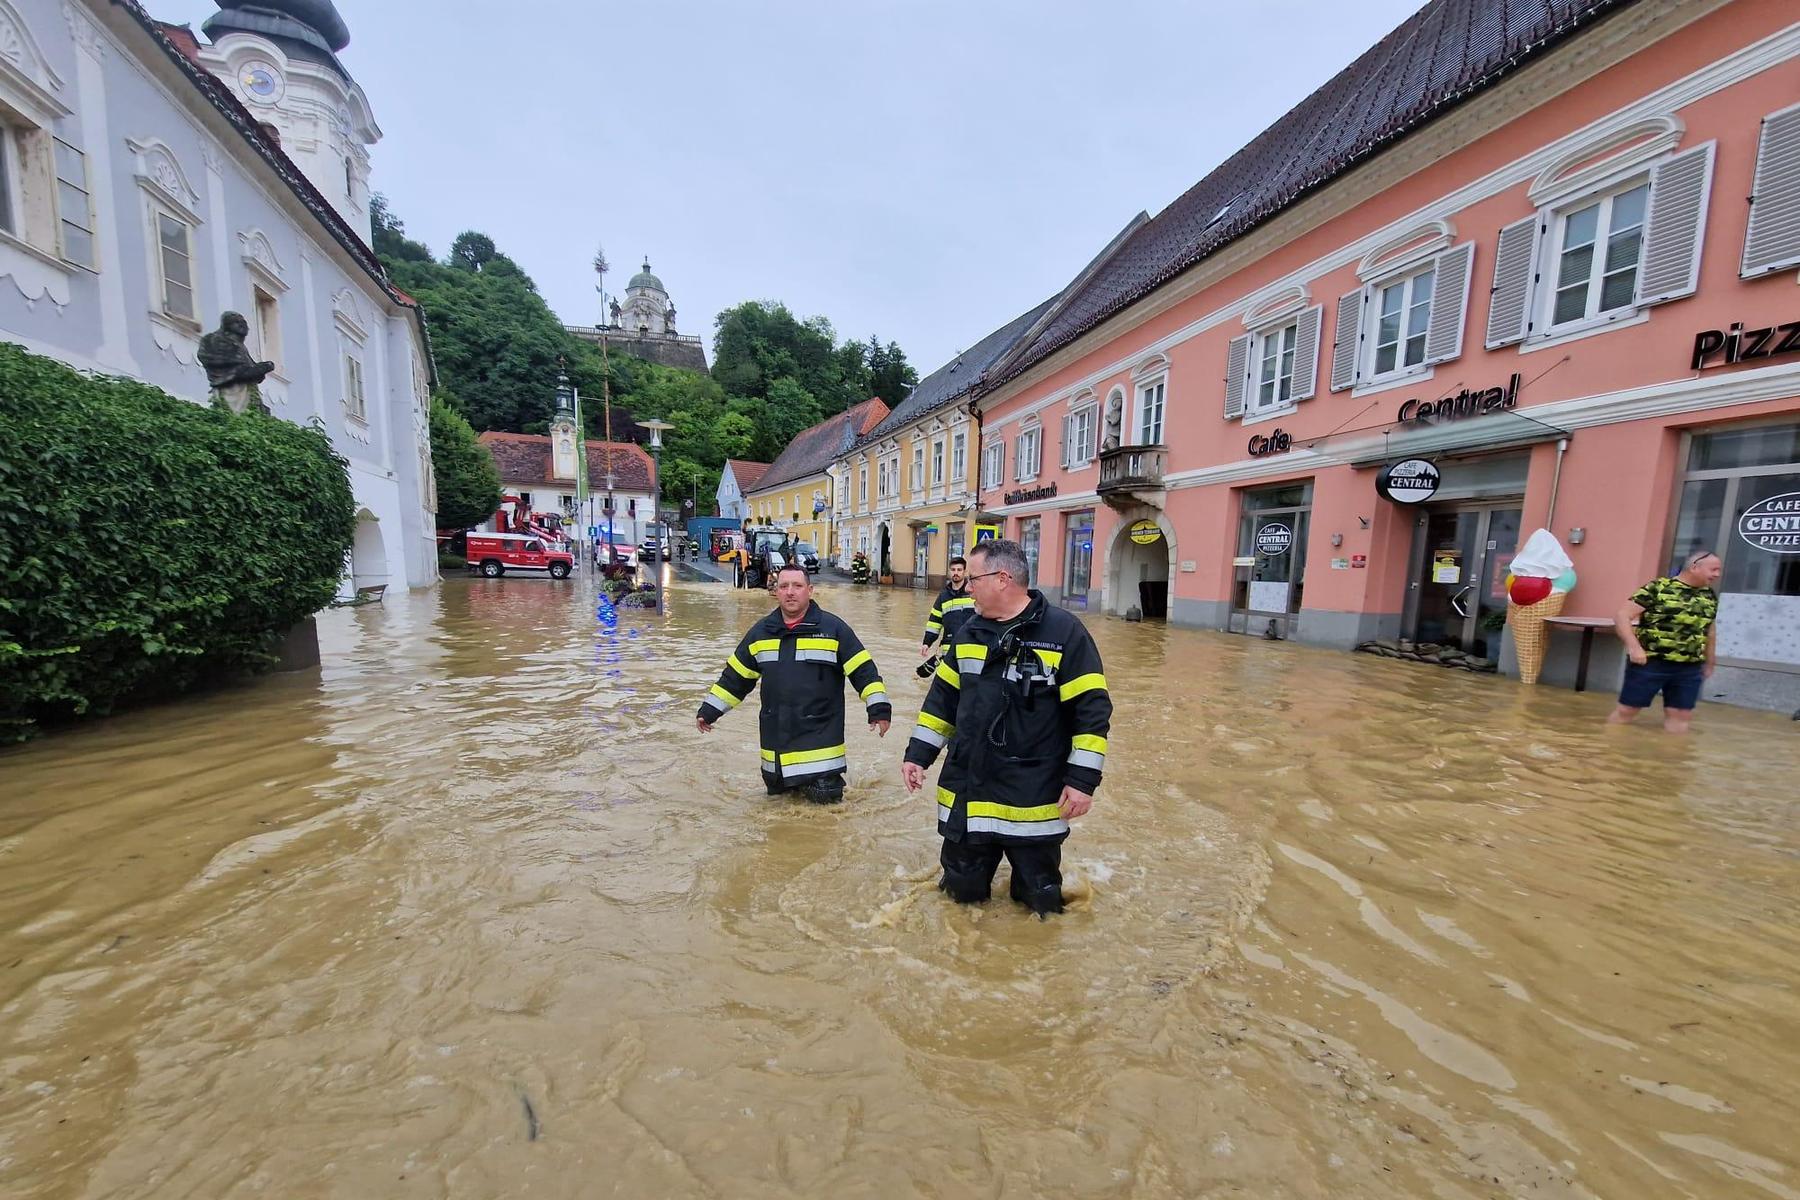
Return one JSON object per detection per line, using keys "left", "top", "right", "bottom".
{"left": 239, "top": 62, "right": 282, "bottom": 102}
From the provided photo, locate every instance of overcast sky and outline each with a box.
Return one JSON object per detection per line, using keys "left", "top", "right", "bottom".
{"left": 157, "top": 0, "right": 1426, "bottom": 374}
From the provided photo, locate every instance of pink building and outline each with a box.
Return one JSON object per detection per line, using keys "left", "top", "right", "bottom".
{"left": 971, "top": 0, "right": 1800, "bottom": 711}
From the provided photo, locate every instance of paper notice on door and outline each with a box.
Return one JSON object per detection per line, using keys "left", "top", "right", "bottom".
{"left": 1248, "top": 581, "right": 1289, "bottom": 613}
{"left": 1432, "top": 553, "right": 1462, "bottom": 584}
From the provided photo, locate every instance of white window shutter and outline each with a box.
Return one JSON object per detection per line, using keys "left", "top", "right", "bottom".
{"left": 1638, "top": 141, "right": 1715, "bottom": 306}
{"left": 1423, "top": 242, "right": 1474, "bottom": 364}
{"left": 1223, "top": 333, "right": 1251, "bottom": 419}
{"left": 1743, "top": 105, "right": 1800, "bottom": 277}
{"left": 1291, "top": 304, "right": 1323, "bottom": 402}
{"left": 1485, "top": 215, "right": 1540, "bottom": 348}
{"left": 1329, "top": 289, "right": 1362, "bottom": 391}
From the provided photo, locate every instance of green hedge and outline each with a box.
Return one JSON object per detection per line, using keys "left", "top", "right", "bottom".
{"left": 0, "top": 342, "right": 356, "bottom": 742}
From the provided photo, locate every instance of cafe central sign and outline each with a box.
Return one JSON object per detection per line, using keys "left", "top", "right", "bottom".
{"left": 1397, "top": 373, "right": 1520, "bottom": 425}
{"left": 1740, "top": 491, "right": 1800, "bottom": 554}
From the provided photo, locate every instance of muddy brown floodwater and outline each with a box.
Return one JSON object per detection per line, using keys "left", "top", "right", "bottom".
{"left": 2, "top": 574, "right": 1797, "bottom": 1198}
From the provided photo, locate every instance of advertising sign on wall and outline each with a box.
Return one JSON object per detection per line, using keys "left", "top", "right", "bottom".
{"left": 1739, "top": 491, "right": 1800, "bottom": 553}
{"left": 1255, "top": 522, "right": 1293, "bottom": 556}
{"left": 1376, "top": 458, "right": 1442, "bottom": 504}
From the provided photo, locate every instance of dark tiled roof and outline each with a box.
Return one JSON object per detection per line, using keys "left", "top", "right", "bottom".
{"left": 999, "top": 0, "right": 1639, "bottom": 383}
{"left": 860, "top": 298, "right": 1057, "bottom": 443}
{"left": 753, "top": 399, "right": 890, "bottom": 493}
{"left": 726, "top": 459, "right": 771, "bottom": 491}
{"left": 479, "top": 432, "right": 654, "bottom": 491}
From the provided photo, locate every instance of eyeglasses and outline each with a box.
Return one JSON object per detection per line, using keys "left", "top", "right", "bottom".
{"left": 967, "top": 569, "right": 1009, "bottom": 584}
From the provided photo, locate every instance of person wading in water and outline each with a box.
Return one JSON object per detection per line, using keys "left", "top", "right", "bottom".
{"left": 698, "top": 564, "right": 891, "bottom": 803}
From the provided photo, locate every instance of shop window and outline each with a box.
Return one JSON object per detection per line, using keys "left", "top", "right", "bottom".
{"left": 1487, "top": 143, "right": 1714, "bottom": 348}
{"left": 1670, "top": 421, "right": 1800, "bottom": 669}
{"left": 948, "top": 522, "right": 965, "bottom": 560}
{"left": 1064, "top": 510, "right": 1094, "bottom": 607}
{"left": 1018, "top": 516, "right": 1040, "bottom": 586}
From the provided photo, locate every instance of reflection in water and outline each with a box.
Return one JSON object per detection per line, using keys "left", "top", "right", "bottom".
{"left": 2, "top": 576, "right": 1797, "bottom": 1198}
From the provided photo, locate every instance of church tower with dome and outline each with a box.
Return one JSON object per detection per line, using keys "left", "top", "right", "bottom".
{"left": 190, "top": 1, "right": 380, "bottom": 242}
{"left": 567, "top": 255, "right": 710, "bottom": 374}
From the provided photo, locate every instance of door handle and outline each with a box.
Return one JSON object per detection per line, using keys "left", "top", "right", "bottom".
{"left": 1450, "top": 585, "right": 1474, "bottom": 617}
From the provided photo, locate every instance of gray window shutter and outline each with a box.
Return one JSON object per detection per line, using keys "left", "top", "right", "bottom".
{"left": 1059, "top": 413, "right": 1071, "bottom": 468}
{"left": 1485, "top": 215, "right": 1540, "bottom": 348}
{"left": 1291, "top": 304, "right": 1322, "bottom": 402}
{"left": 1223, "top": 333, "right": 1251, "bottom": 419}
{"left": 1637, "top": 141, "right": 1715, "bottom": 307}
{"left": 1743, "top": 106, "right": 1800, "bottom": 277}
{"left": 1329, "top": 289, "right": 1362, "bottom": 391}
{"left": 1423, "top": 242, "right": 1474, "bottom": 364}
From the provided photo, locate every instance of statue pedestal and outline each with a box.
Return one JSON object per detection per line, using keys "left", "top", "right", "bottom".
{"left": 212, "top": 383, "right": 262, "bottom": 415}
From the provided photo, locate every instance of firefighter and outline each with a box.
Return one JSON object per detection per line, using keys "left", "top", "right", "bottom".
{"left": 918, "top": 555, "right": 974, "bottom": 668}
{"left": 698, "top": 563, "right": 891, "bottom": 803}
{"left": 901, "top": 538, "right": 1111, "bottom": 914}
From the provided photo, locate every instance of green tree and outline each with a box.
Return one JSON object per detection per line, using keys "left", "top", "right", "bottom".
{"left": 866, "top": 337, "right": 918, "bottom": 407}
{"left": 428, "top": 396, "right": 501, "bottom": 529}
{"left": 449, "top": 231, "right": 497, "bottom": 272}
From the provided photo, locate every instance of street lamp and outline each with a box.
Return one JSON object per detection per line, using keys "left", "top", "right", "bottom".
{"left": 556, "top": 366, "right": 588, "bottom": 559}
{"left": 640, "top": 418, "right": 674, "bottom": 615}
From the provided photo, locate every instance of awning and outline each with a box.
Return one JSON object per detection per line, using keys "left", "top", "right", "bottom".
{"left": 1342, "top": 408, "right": 1571, "bottom": 468}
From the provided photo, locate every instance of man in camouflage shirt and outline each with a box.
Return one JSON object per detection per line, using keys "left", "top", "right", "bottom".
{"left": 1609, "top": 550, "right": 1722, "bottom": 734}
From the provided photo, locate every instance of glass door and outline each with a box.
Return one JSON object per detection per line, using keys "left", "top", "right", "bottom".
{"left": 1411, "top": 505, "right": 1522, "bottom": 659}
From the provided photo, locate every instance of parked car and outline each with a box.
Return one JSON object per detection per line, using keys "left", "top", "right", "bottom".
{"left": 790, "top": 541, "right": 821, "bottom": 574}
{"left": 465, "top": 532, "right": 575, "bottom": 579}
{"left": 637, "top": 533, "right": 669, "bottom": 561}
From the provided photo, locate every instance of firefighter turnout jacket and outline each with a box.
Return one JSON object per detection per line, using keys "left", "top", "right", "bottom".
{"left": 903, "top": 590, "right": 1112, "bottom": 844}
{"left": 921, "top": 582, "right": 976, "bottom": 648}
{"left": 699, "top": 602, "right": 891, "bottom": 787}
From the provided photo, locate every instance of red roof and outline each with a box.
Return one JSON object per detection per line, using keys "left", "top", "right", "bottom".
{"left": 726, "top": 459, "right": 771, "bottom": 491}
{"left": 155, "top": 21, "right": 203, "bottom": 60}
{"left": 478, "top": 431, "right": 654, "bottom": 491}
{"left": 752, "top": 398, "right": 891, "bottom": 493}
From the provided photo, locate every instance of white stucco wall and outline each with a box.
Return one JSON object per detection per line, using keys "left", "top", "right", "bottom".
{"left": 0, "top": 0, "right": 437, "bottom": 590}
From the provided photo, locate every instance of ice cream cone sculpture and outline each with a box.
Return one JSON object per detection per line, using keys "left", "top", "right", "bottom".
{"left": 1505, "top": 529, "right": 1577, "bottom": 685}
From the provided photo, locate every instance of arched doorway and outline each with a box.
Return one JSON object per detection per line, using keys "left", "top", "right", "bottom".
{"left": 878, "top": 522, "right": 892, "bottom": 578}
{"left": 1106, "top": 512, "right": 1174, "bottom": 620}
{"left": 351, "top": 509, "right": 389, "bottom": 590}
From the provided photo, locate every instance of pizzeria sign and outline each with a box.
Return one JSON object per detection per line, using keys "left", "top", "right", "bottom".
{"left": 1739, "top": 491, "right": 1800, "bottom": 554}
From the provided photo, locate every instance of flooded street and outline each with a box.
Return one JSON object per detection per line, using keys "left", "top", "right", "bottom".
{"left": 2, "top": 575, "right": 1797, "bottom": 1198}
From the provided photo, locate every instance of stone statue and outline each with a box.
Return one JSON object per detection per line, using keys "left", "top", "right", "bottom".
{"left": 609, "top": 298, "right": 622, "bottom": 325}
{"left": 664, "top": 304, "right": 677, "bottom": 332}
{"left": 198, "top": 312, "right": 275, "bottom": 395}
{"left": 1101, "top": 391, "right": 1124, "bottom": 452}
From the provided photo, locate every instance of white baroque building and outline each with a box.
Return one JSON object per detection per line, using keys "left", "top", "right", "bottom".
{"left": 0, "top": 0, "right": 437, "bottom": 591}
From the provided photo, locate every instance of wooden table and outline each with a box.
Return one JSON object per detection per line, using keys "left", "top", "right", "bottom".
{"left": 1543, "top": 616, "right": 1617, "bottom": 692}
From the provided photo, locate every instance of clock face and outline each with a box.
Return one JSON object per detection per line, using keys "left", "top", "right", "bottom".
{"left": 240, "top": 63, "right": 281, "bottom": 102}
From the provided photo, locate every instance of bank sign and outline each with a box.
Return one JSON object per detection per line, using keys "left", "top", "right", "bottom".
{"left": 1740, "top": 492, "right": 1800, "bottom": 554}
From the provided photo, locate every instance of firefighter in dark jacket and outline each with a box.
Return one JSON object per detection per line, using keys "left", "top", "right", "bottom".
{"left": 902, "top": 539, "right": 1112, "bottom": 914}
{"left": 698, "top": 563, "right": 891, "bottom": 802}
{"left": 918, "top": 555, "right": 974, "bottom": 666}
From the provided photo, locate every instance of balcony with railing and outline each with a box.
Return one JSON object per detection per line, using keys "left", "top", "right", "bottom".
{"left": 1097, "top": 443, "right": 1168, "bottom": 503}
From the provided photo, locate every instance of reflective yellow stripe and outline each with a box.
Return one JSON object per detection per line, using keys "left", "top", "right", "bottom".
{"left": 935, "top": 659, "right": 961, "bottom": 687}
{"left": 967, "top": 800, "right": 1064, "bottom": 822}
{"left": 781, "top": 743, "right": 848, "bottom": 765}
{"left": 942, "top": 596, "right": 975, "bottom": 610}
{"left": 842, "top": 649, "right": 872, "bottom": 675}
{"left": 748, "top": 639, "right": 780, "bottom": 656}
{"left": 928, "top": 606, "right": 944, "bottom": 620}
{"left": 727, "top": 654, "right": 758, "bottom": 679}
{"left": 1036, "top": 648, "right": 1063, "bottom": 670}
{"left": 1059, "top": 672, "right": 1107, "bottom": 701}
{"left": 760, "top": 748, "right": 777, "bottom": 762}
{"left": 860, "top": 680, "right": 887, "bottom": 700}
{"left": 954, "top": 643, "right": 988, "bottom": 662}
{"left": 709, "top": 684, "right": 742, "bottom": 708}
{"left": 936, "top": 786, "right": 955, "bottom": 807}
{"left": 917, "top": 712, "right": 954, "bottom": 737}
{"left": 1071, "top": 733, "right": 1108, "bottom": 753}
{"left": 796, "top": 637, "right": 839, "bottom": 653}
{"left": 923, "top": 620, "right": 943, "bottom": 633}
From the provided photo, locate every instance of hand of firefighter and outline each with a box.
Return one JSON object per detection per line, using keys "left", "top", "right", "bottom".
{"left": 696, "top": 717, "right": 713, "bottom": 733}
{"left": 902, "top": 762, "right": 925, "bottom": 792}
{"left": 872, "top": 719, "right": 891, "bottom": 738}
{"left": 919, "top": 644, "right": 933, "bottom": 657}
{"left": 1058, "top": 785, "right": 1093, "bottom": 821}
